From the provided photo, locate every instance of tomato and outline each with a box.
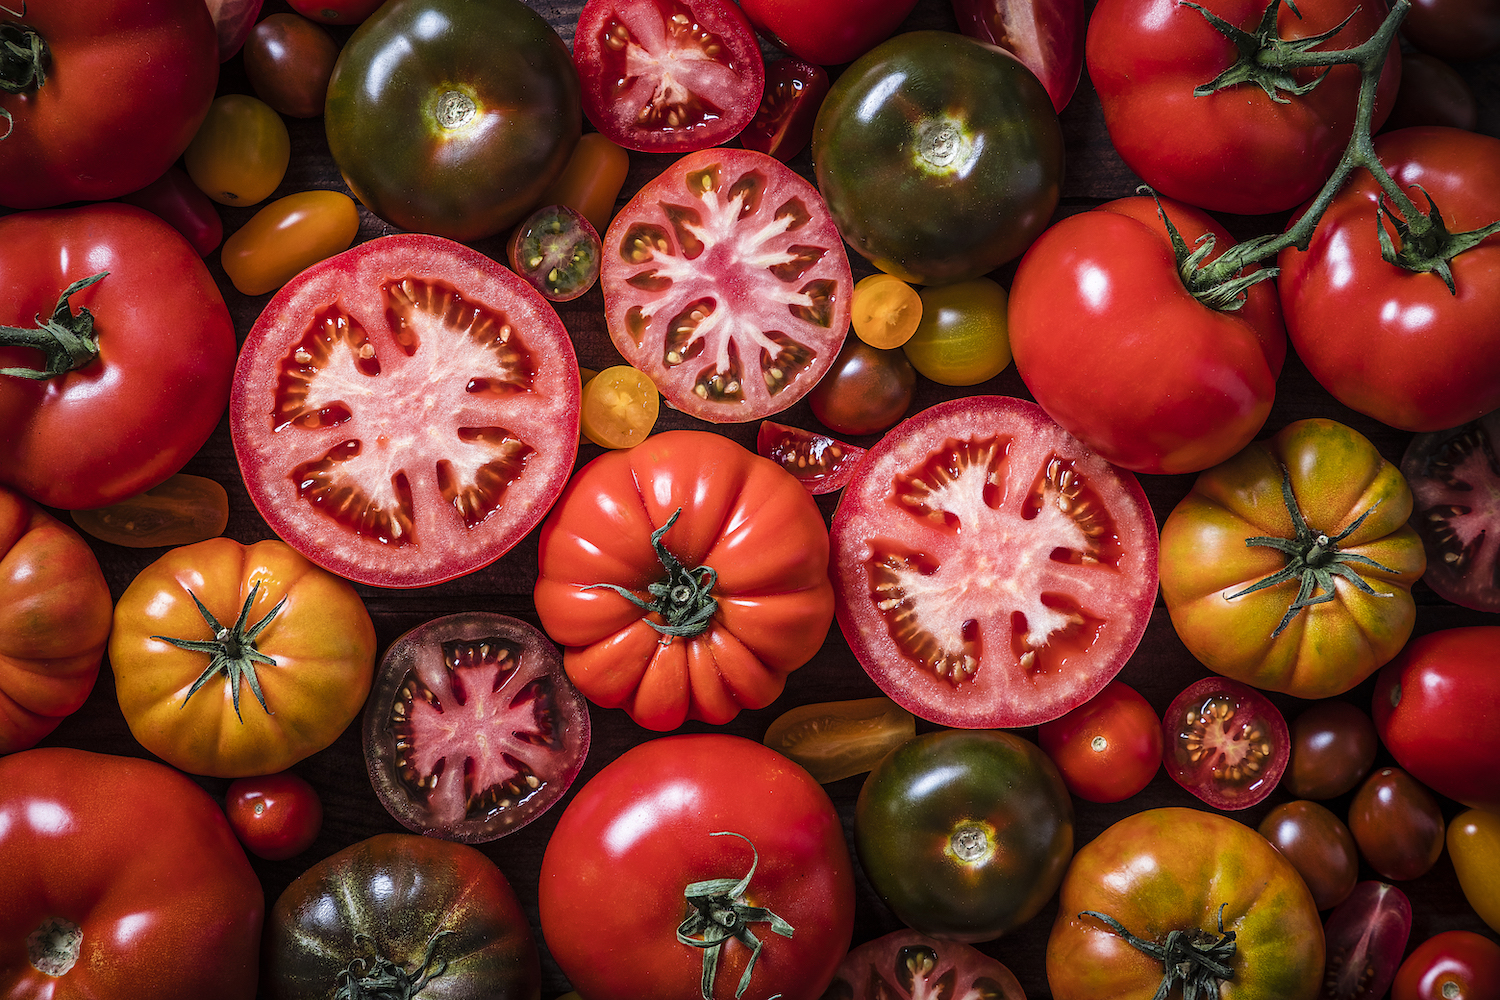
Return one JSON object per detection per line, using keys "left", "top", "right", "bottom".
{"left": 1383, "top": 51, "right": 1479, "bottom": 132}
{"left": 534, "top": 431, "right": 835, "bottom": 730}
{"left": 1048, "top": 808, "right": 1324, "bottom": 1000}
{"left": 951, "top": 0, "right": 1086, "bottom": 112}
{"left": 1285, "top": 699, "right": 1378, "bottom": 800}
{"left": 755, "top": 420, "right": 868, "bottom": 495}
{"left": 573, "top": 0, "right": 764, "bottom": 153}
{"left": 1277, "top": 127, "right": 1500, "bottom": 432}
{"left": 538, "top": 734, "right": 856, "bottom": 1000}
{"left": 812, "top": 31, "right": 1063, "bottom": 285}
{"left": 183, "top": 94, "right": 291, "bottom": 207}
{"left": 118, "top": 165, "right": 225, "bottom": 256}
{"left": 738, "top": 0, "right": 919, "bottom": 65}
{"left": 1347, "top": 768, "right": 1446, "bottom": 882}
{"left": 0, "top": 748, "right": 263, "bottom": 1000}
{"left": 1372, "top": 626, "right": 1500, "bottom": 813}
{"left": 535, "top": 132, "right": 633, "bottom": 237}
{"left": 829, "top": 395, "right": 1158, "bottom": 729}
{"left": 1322, "top": 882, "right": 1413, "bottom": 1000}
{"left": 507, "top": 204, "right": 602, "bottom": 303}
{"left": 221, "top": 190, "right": 360, "bottom": 297}
{"left": 224, "top": 771, "right": 323, "bottom": 861}
{"left": 1086, "top": 0, "right": 1400, "bottom": 215}
{"left": 362, "top": 612, "right": 590, "bottom": 843}
{"left": 1402, "top": 0, "right": 1500, "bottom": 61}
{"left": 0, "top": 204, "right": 237, "bottom": 510}
{"left": 741, "top": 57, "right": 829, "bottom": 163}
{"left": 1161, "top": 675, "right": 1289, "bottom": 810}
{"left": 762, "top": 696, "right": 914, "bottom": 784}
{"left": 325, "top": 0, "right": 581, "bottom": 241}
{"left": 1037, "top": 680, "right": 1162, "bottom": 804}
{"left": 108, "top": 537, "right": 378, "bottom": 779}
{"left": 902, "top": 277, "right": 1012, "bottom": 386}
{"left": 230, "top": 233, "right": 581, "bottom": 589}
{"left": 69, "top": 474, "right": 230, "bottom": 549}
{"left": 600, "top": 147, "right": 853, "bottom": 423}
{"left": 855, "top": 729, "right": 1074, "bottom": 942}
{"left": 1393, "top": 930, "right": 1500, "bottom": 1000}
{"left": 808, "top": 338, "right": 916, "bottom": 437}
{"left": 822, "top": 930, "right": 1025, "bottom": 1000}
{"left": 1009, "top": 195, "right": 1286, "bottom": 476}
{"left": 851, "top": 273, "right": 923, "bottom": 350}
{"left": 287, "top": 0, "right": 386, "bottom": 23}
{"left": 0, "top": 488, "right": 111, "bottom": 754}
{"left": 1448, "top": 810, "right": 1500, "bottom": 934}
{"left": 1256, "top": 800, "right": 1359, "bottom": 911}
{"left": 243, "top": 13, "right": 340, "bottom": 119}
{"left": 264, "top": 833, "right": 541, "bottom": 1000}
{"left": 580, "top": 364, "right": 660, "bottom": 449}
{"left": 0, "top": 0, "right": 218, "bottom": 209}
{"left": 1159, "top": 418, "right": 1425, "bottom": 697}
{"left": 1400, "top": 411, "right": 1500, "bottom": 613}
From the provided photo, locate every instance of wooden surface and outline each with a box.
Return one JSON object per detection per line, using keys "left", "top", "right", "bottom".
{"left": 30, "top": 0, "right": 1500, "bottom": 996}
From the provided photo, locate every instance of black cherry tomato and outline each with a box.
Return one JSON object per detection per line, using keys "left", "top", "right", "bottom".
{"left": 1161, "top": 675, "right": 1288, "bottom": 810}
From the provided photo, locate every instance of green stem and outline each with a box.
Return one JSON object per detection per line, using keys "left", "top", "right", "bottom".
{"left": 0, "top": 17, "right": 46, "bottom": 97}
{"left": 677, "top": 832, "right": 794, "bottom": 1000}
{"left": 582, "top": 507, "right": 719, "bottom": 639}
{"left": 1081, "top": 906, "right": 1237, "bottom": 1000}
{"left": 0, "top": 273, "right": 108, "bottom": 380}
{"left": 152, "top": 581, "right": 286, "bottom": 722}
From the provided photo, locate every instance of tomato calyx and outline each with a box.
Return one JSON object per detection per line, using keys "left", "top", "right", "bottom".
{"left": 1376, "top": 187, "right": 1500, "bottom": 294}
{"left": 676, "top": 831, "right": 794, "bottom": 1000}
{"left": 0, "top": 271, "right": 107, "bottom": 379}
{"left": 1184, "top": 0, "right": 1353, "bottom": 103}
{"left": 152, "top": 581, "right": 285, "bottom": 722}
{"left": 1154, "top": 195, "right": 1276, "bottom": 312}
{"left": 0, "top": 18, "right": 46, "bottom": 99}
{"left": 584, "top": 507, "right": 719, "bottom": 639}
{"left": 1080, "top": 905, "right": 1237, "bottom": 1000}
{"left": 1225, "top": 464, "right": 1398, "bottom": 637}
{"left": 334, "top": 930, "right": 453, "bottom": 1000}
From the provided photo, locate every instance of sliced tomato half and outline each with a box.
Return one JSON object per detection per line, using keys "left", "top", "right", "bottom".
{"left": 230, "top": 234, "right": 581, "bottom": 588}
{"left": 601, "top": 147, "right": 852, "bottom": 423}
{"left": 757, "top": 420, "right": 867, "bottom": 495}
{"left": 829, "top": 395, "right": 1158, "bottom": 729}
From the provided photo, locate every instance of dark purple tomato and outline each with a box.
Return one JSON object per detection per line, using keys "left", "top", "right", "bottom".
{"left": 1400, "top": 411, "right": 1500, "bottom": 613}
{"left": 1285, "top": 699, "right": 1379, "bottom": 800}
{"left": 1256, "top": 800, "right": 1359, "bottom": 911}
{"left": 1348, "top": 767, "right": 1446, "bottom": 882}
{"left": 1382, "top": 51, "right": 1479, "bottom": 133}
{"left": 741, "top": 58, "right": 829, "bottom": 163}
{"left": 1321, "top": 881, "right": 1413, "bottom": 1000}
{"left": 117, "top": 166, "right": 224, "bottom": 256}
{"left": 1402, "top": 0, "right": 1500, "bottom": 62}
{"left": 244, "top": 13, "right": 340, "bottom": 119}
{"left": 1161, "top": 675, "right": 1289, "bottom": 810}
{"left": 809, "top": 337, "right": 916, "bottom": 437}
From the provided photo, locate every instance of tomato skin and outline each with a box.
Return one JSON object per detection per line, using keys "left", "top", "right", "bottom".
{"left": 1393, "top": 930, "right": 1500, "bottom": 1000}
{"left": 902, "top": 277, "right": 1012, "bottom": 386}
{"left": 288, "top": 0, "right": 386, "bottom": 23}
{"left": 825, "top": 929, "right": 1026, "bottom": 1000}
{"left": 184, "top": 94, "right": 291, "bottom": 207}
{"left": 1348, "top": 767, "right": 1446, "bottom": 882}
{"left": 1277, "top": 127, "right": 1500, "bottom": 432}
{"left": 221, "top": 190, "right": 361, "bottom": 296}
{"left": 1402, "top": 0, "right": 1500, "bottom": 62}
{"left": 244, "top": 13, "right": 341, "bottom": 119}
{"left": 951, "top": 0, "right": 1086, "bottom": 112}
{"left": 1086, "top": 0, "right": 1399, "bottom": 215}
{"left": 1256, "top": 800, "right": 1359, "bottom": 911}
{"left": 538, "top": 734, "right": 856, "bottom": 1000}
{"left": 1372, "top": 626, "right": 1500, "bottom": 814}
{"left": 809, "top": 337, "right": 916, "bottom": 437}
{"left": 1447, "top": 810, "right": 1500, "bottom": 934}
{"left": 0, "top": 748, "right": 263, "bottom": 1000}
{"left": 0, "top": 204, "right": 237, "bottom": 511}
{"left": 224, "top": 771, "right": 323, "bottom": 862}
{"left": 739, "top": 0, "right": 919, "bottom": 65}
{"left": 0, "top": 488, "right": 112, "bottom": 754}
{"left": 1010, "top": 195, "right": 1285, "bottom": 475}
{"left": 118, "top": 165, "right": 225, "bottom": 256}
{"left": 1285, "top": 699, "right": 1378, "bottom": 800}
{"left": 0, "top": 0, "right": 219, "bottom": 209}
{"left": 1037, "top": 680, "right": 1161, "bottom": 804}
{"left": 1046, "top": 808, "right": 1325, "bottom": 1000}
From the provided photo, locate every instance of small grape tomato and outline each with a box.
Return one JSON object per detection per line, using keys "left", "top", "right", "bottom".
{"left": 118, "top": 166, "right": 224, "bottom": 256}
{"left": 1446, "top": 809, "right": 1500, "bottom": 932}
{"left": 535, "top": 132, "right": 632, "bottom": 237}
{"left": 1348, "top": 767, "right": 1446, "bottom": 882}
{"left": 809, "top": 338, "right": 916, "bottom": 437}
{"left": 221, "top": 190, "right": 360, "bottom": 296}
{"left": 183, "top": 94, "right": 291, "bottom": 207}
{"left": 762, "top": 696, "right": 915, "bottom": 784}
{"left": 287, "top": 0, "right": 385, "bottom": 23}
{"left": 224, "top": 771, "right": 323, "bottom": 861}
{"left": 1037, "top": 679, "right": 1161, "bottom": 803}
{"left": 581, "top": 365, "right": 660, "bottom": 450}
{"left": 902, "top": 278, "right": 1013, "bottom": 386}
{"left": 244, "top": 12, "right": 341, "bottom": 119}
{"left": 756, "top": 420, "right": 868, "bottom": 495}
{"left": 1285, "top": 699, "right": 1379, "bottom": 800}
{"left": 852, "top": 273, "right": 923, "bottom": 349}
{"left": 741, "top": 57, "right": 830, "bottom": 163}
{"left": 1161, "top": 675, "right": 1289, "bottom": 810}
{"left": 69, "top": 474, "right": 230, "bottom": 548}
{"left": 507, "top": 204, "right": 602, "bottom": 303}
{"left": 1256, "top": 799, "right": 1359, "bottom": 911}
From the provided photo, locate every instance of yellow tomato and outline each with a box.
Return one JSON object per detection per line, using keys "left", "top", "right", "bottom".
{"left": 581, "top": 365, "right": 659, "bottom": 449}
{"left": 184, "top": 94, "right": 291, "bottom": 206}
{"left": 221, "top": 190, "right": 360, "bottom": 295}
{"left": 851, "top": 272, "right": 923, "bottom": 349}
{"left": 1448, "top": 808, "right": 1500, "bottom": 932}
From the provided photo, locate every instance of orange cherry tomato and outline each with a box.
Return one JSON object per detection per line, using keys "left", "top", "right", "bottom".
{"left": 69, "top": 474, "right": 229, "bottom": 548}
{"left": 851, "top": 272, "right": 923, "bottom": 349}
{"left": 580, "top": 365, "right": 659, "bottom": 449}
{"left": 536, "top": 132, "right": 631, "bottom": 237}
{"left": 220, "top": 190, "right": 360, "bottom": 296}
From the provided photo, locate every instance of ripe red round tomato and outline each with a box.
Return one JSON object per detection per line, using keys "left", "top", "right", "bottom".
{"left": 230, "top": 233, "right": 581, "bottom": 588}
{"left": 1037, "top": 680, "right": 1162, "bottom": 803}
{"left": 538, "top": 734, "right": 856, "bottom": 1000}
{"left": 601, "top": 147, "right": 852, "bottom": 423}
{"left": 738, "top": 0, "right": 918, "bottom": 65}
{"left": 1393, "top": 930, "right": 1500, "bottom": 1000}
{"left": 830, "top": 395, "right": 1158, "bottom": 729}
{"left": 1161, "top": 675, "right": 1289, "bottom": 810}
{"left": 224, "top": 771, "right": 323, "bottom": 861}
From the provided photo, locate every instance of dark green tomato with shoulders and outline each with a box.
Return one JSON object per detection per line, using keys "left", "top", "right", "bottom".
{"left": 812, "top": 31, "right": 1064, "bottom": 286}
{"left": 854, "top": 728, "right": 1074, "bottom": 943}
{"left": 325, "top": 0, "right": 580, "bottom": 242}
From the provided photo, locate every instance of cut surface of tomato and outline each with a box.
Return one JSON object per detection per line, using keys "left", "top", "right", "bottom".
{"left": 756, "top": 420, "right": 867, "bottom": 495}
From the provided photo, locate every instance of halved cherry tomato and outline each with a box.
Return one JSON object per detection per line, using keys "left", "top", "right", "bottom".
{"left": 1323, "top": 882, "right": 1413, "bottom": 1000}
{"left": 580, "top": 365, "right": 659, "bottom": 449}
{"left": 762, "top": 696, "right": 914, "bottom": 784}
{"left": 69, "top": 474, "right": 229, "bottom": 548}
{"left": 824, "top": 930, "right": 1025, "bottom": 1000}
{"left": 1161, "top": 675, "right": 1288, "bottom": 810}
{"left": 756, "top": 420, "right": 868, "bottom": 495}
{"left": 741, "top": 57, "right": 829, "bottom": 163}
{"left": 536, "top": 133, "right": 632, "bottom": 237}
{"left": 507, "top": 204, "right": 601, "bottom": 303}
{"left": 851, "top": 273, "right": 923, "bottom": 350}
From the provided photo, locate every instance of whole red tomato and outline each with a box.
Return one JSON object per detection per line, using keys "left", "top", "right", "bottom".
{"left": 738, "top": 0, "right": 919, "bottom": 65}
{"left": 1009, "top": 195, "right": 1286, "bottom": 475}
{"left": 1037, "top": 680, "right": 1161, "bottom": 803}
{"left": 0, "top": 204, "right": 237, "bottom": 510}
{"left": 224, "top": 772, "right": 323, "bottom": 862}
{"left": 1393, "top": 931, "right": 1500, "bottom": 1000}
{"left": 0, "top": 748, "right": 264, "bottom": 1000}
{"left": 1087, "top": 0, "right": 1399, "bottom": 215}
{"left": 1277, "top": 127, "right": 1500, "bottom": 432}
{"left": 538, "top": 734, "right": 856, "bottom": 1000}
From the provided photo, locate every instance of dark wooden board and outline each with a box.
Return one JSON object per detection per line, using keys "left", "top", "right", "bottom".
{"left": 26, "top": 0, "right": 1500, "bottom": 997}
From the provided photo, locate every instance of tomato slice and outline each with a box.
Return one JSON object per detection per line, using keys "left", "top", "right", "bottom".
{"left": 601, "top": 147, "right": 852, "bottom": 423}
{"left": 230, "top": 233, "right": 581, "bottom": 588}
{"left": 1400, "top": 411, "right": 1500, "bottom": 613}
{"left": 762, "top": 696, "right": 914, "bottom": 783}
{"left": 573, "top": 0, "right": 765, "bottom": 153}
{"left": 506, "top": 204, "right": 602, "bottom": 303}
{"left": 740, "top": 57, "right": 829, "bottom": 163}
{"left": 829, "top": 395, "right": 1158, "bottom": 729}
{"left": 823, "top": 929, "right": 1026, "bottom": 1000}
{"left": 756, "top": 421, "right": 867, "bottom": 495}
{"left": 1161, "top": 675, "right": 1289, "bottom": 810}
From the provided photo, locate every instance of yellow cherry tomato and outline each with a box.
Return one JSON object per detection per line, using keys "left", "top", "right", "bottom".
{"left": 763, "top": 696, "right": 915, "bottom": 783}
{"left": 221, "top": 190, "right": 360, "bottom": 295}
{"left": 902, "top": 277, "right": 1013, "bottom": 386}
{"left": 537, "top": 132, "right": 631, "bottom": 237}
{"left": 184, "top": 94, "right": 291, "bottom": 206}
{"left": 581, "top": 365, "right": 659, "bottom": 449}
{"left": 1448, "top": 808, "right": 1500, "bottom": 932}
{"left": 851, "top": 272, "right": 923, "bottom": 349}
{"left": 70, "top": 474, "right": 229, "bottom": 548}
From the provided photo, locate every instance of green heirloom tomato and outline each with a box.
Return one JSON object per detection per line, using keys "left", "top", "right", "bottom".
{"left": 812, "top": 31, "right": 1063, "bottom": 286}
{"left": 324, "top": 0, "right": 580, "bottom": 241}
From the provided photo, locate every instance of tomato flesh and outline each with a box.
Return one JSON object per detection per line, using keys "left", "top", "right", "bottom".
{"left": 762, "top": 696, "right": 914, "bottom": 783}
{"left": 1322, "top": 882, "right": 1413, "bottom": 1000}
{"left": 1401, "top": 412, "right": 1500, "bottom": 613}
{"left": 1161, "top": 676, "right": 1288, "bottom": 810}
{"left": 823, "top": 929, "right": 1026, "bottom": 1000}
{"left": 756, "top": 420, "right": 867, "bottom": 495}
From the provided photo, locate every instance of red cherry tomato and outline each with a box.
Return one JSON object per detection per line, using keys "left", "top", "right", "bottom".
{"left": 1393, "top": 931, "right": 1500, "bottom": 1000}
{"left": 756, "top": 420, "right": 867, "bottom": 495}
{"left": 1161, "top": 675, "right": 1289, "bottom": 810}
{"left": 224, "top": 771, "right": 323, "bottom": 861}
{"left": 1037, "top": 680, "right": 1162, "bottom": 803}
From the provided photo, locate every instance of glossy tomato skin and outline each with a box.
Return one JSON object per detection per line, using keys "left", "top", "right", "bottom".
{"left": 1348, "top": 768, "right": 1446, "bottom": 882}
{"left": 265, "top": 833, "right": 541, "bottom": 1000}
{"left": 1010, "top": 195, "right": 1285, "bottom": 475}
{"left": 118, "top": 165, "right": 225, "bottom": 256}
{"left": 244, "top": 13, "right": 340, "bottom": 119}
{"left": 855, "top": 729, "right": 1074, "bottom": 942}
{"left": 1037, "top": 680, "right": 1162, "bottom": 803}
{"left": 534, "top": 431, "right": 834, "bottom": 730}
{"left": 221, "top": 190, "right": 361, "bottom": 296}
{"left": 0, "top": 748, "right": 263, "bottom": 1000}
{"left": 1278, "top": 127, "right": 1500, "bottom": 432}
{"left": 0, "top": 488, "right": 112, "bottom": 753}
{"left": 1047, "top": 808, "right": 1325, "bottom": 1000}
{"left": 325, "top": 0, "right": 580, "bottom": 241}
{"left": 1256, "top": 800, "right": 1359, "bottom": 910}
{"left": 1372, "top": 626, "right": 1500, "bottom": 813}
{"left": 1285, "top": 699, "right": 1379, "bottom": 800}
{"left": 1447, "top": 810, "right": 1500, "bottom": 933}
{"left": 809, "top": 338, "right": 917, "bottom": 437}
{"left": 951, "top": 0, "right": 1086, "bottom": 112}
{"left": 538, "top": 734, "right": 855, "bottom": 1000}
{"left": 813, "top": 31, "right": 1063, "bottom": 285}
{"left": 740, "top": 0, "right": 919, "bottom": 64}
{"left": 0, "top": 204, "right": 237, "bottom": 510}
{"left": 1087, "top": 0, "right": 1399, "bottom": 215}
{"left": 1402, "top": 0, "right": 1500, "bottom": 61}
{"left": 1393, "top": 930, "right": 1500, "bottom": 1000}
{"left": 0, "top": 0, "right": 218, "bottom": 209}
{"left": 224, "top": 771, "right": 323, "bottom": 862}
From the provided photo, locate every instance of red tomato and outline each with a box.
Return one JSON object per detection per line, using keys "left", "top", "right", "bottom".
{"left": 1009, "top": 195, "right": 1285, "bottom": 475}
{"left": 1393, "top": 931, "right": 1500, "bottom": 1000}
{"left": 823, "top": 930, "right": 1025, "bottom": 1000}
{"left": 1372, "top": 626, "right": 1500, "bottom": 814}
{"left": 600, "top": 148, "right": 852, "bottom": 423}
{"left": 230, "top": 233, "right": 581, "bottom": 588}
{"left": 0, "top": 0, "right": 218, "bottom": 208}
{"left": 829, "top": 396, "right": 1158, "bottom": 729}
{"left": 533, "top": 431, "right": 835, "bottom": 730}
{"left": 1037, "top": 680, "right": 1162, "bottom": 803}
{"left": 738, "top": 0, "right": 919, "bottom": 64}
{"left": 1086, "top": 0, "right": 1399, "bottom": 215}
{"left": 741, "top": 57, "right": 830, "bottom": 163}
{"left": 1161, "top": 675, "right": 1289, "bottom": 810}
{"left": 0, "top": 748, "right": 263, "bottom": 1000}
{"left": 1402, "top": 0, "right": 1500, "bottom": 62}
{"left": 538, "top": 734, "right": 856, "bottom": 1000}
{"left": 573, "top": 0, "right": 764, "bottom": 153}
{"left": 224, "top": 771, "right": 323, "bottom": 861}
{"left": 756, "top": 420, "right": 867, "bottom": 495}
{"left": 117, "top": 165, "right": 225, "bottom": 256}
{"left": 1347, "top": 768, "right": 1445, "bottom": 882}
{"left": 0, "top": 204, "right": 237, "bottom": 510}
{"left": 951, "top": 0, "right": 1086, "bottom": 112}
{"left": 1277, "top": 127, "right": 1500, "bottom": 432}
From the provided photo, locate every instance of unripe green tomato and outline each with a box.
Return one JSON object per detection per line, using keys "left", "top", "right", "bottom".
{"left": 902, "top": 277, "right": 1012, "bottom": 385}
